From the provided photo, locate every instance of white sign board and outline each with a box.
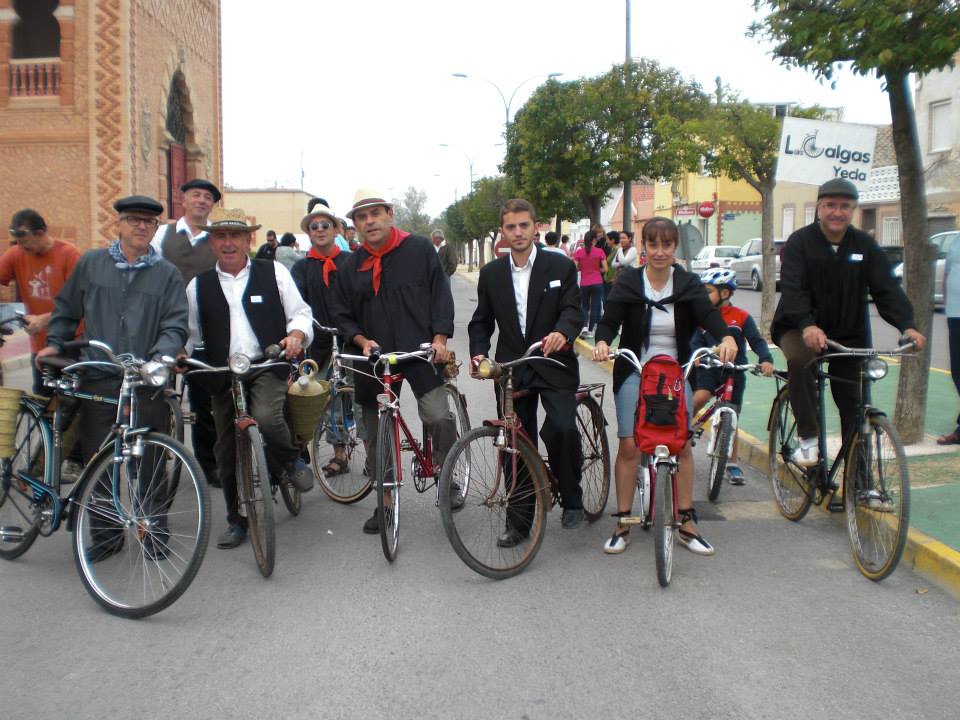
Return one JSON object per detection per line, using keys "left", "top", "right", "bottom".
{"left": 776, "top": 117, "right": 877, "bottom": 193}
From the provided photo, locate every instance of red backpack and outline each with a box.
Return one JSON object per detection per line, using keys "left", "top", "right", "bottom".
{"left": 634, "top": 354, "right": 688, "bottom": 455}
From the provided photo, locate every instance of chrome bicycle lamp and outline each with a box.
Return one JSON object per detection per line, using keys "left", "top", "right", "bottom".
{"left": 865, "top": 357, "right": 888, "bottom": 380}
{"left": 229, "top": 353, "right": 251, "bottom": 375}
{"left": 654, "top": 445, "right": 671, "bottom": 459}
{"left": 140, "top": 360, "right": 170, "bottom": 387}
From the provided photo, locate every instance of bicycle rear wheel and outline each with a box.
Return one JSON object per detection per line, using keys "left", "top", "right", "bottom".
{"left": 312, "top": 388, "right": 372, "bottom": 504}
{"left": 0, "top": 401, "right": 47, "bottom": 560}
{"left": 707, "top": 409, "right": 734, "bottom": 503}
{"left": 375, "top": 412, "right": 400, "bottom": 561}
{"left": 653, "top": 462, "right": 674, "bottom": 588}
{"left": 844, "top": 414, "right": 909, "bottom": 581}
{"left": 768, "top": 387, "right": 813, "bottom": 521}
{"left": 164, "top": 391, "right": 184, "bottom": 443}
{"left": 72, "top": 432, "right": 209, "bottom": 618}
{"left": 575, "top": 395, "right": 610, "bottom": 521}
{"left": 439, "top": 426, "right": 549, "bottom": 579}
{"left": 237, "top": 425, "right": 275, "bottom": 577}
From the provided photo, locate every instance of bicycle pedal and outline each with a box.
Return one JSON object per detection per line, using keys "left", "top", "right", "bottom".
{"left": 0, "top": 526, "right": 25, "bottom": 542}
{"left": 617, "top": 515, "right": 646, "bottom": 526}
{"left": 827, "top": 497, "right": 845, "bottom": 513}
{"left": 182, "top": 412, "right": 197, "bottom": 424}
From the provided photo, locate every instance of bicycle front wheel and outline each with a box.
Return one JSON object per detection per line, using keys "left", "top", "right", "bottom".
{"left": 768, "top": 387, "right": 813, "bottom": 521}
{"left": 277, "top": 477, "right": 301, "bottom": 516}
{"left": 707, "top": 409, "right": 734, "bottom": 503}
{"left": 375, "top": 412, "right": 400, "bottom": 561}
{"left": 237, "top": 425, "right": 275, "bottom": 577}
{"left": 845, "top": 414, "right": 909, "bottom": 581}
{"left": 576, "top": 395, "right": 610, "bottom": 521}
{"left": 0, "top": 401, "right": 47, "bottom": 560}
{"left": 312, "top": 388, "right": 372, "bottom": 504}
{"left": 72, "top": 432, "right": 209, "bottom": 618}
{"left": 439, "top": 426, "right": 549, "bottom": 579}
{"left": 653, "top": 462, "right": 674, "bottom": 588}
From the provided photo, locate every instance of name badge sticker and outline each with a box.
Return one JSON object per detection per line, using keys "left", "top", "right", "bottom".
{"left": 548, "top": 280, "right": 561, "bottom": 288}
{"left": 849, "top": 253, "right": 864, "bottom": 263}
{"left": 250, "top": 295, "right": 263, "bottom": 304}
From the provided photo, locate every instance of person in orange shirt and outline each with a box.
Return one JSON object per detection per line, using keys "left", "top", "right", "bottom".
{"left": 1, "top": 209, "right": 81, "bottom": 394}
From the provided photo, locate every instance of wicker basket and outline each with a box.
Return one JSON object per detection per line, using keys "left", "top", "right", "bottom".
{"left": 286, "top": 360, "right": 332, "bottom": 444}
{"left": 0, "top": 387, "right": 24, "bottom": 457}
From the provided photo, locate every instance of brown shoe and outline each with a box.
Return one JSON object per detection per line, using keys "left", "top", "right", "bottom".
{"left": 936, "top": 431, "right": 960, "bottom": 446}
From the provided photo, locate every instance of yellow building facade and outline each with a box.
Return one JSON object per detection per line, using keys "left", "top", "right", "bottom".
{"left": 654, "top": 173, "right": 762, "bottom": 248}
{"left": 223, "top": 188, "right": 319, "bottom": 248}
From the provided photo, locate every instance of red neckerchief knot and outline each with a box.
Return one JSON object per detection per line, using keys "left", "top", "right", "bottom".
{"left": 358, "top": 226, "right": 409, "bottom": 294}
{"left": 307, "top": 244, "right": 341, "bottom": 287}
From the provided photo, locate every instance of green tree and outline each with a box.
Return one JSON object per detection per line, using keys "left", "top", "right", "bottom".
{"left": 751, "top": 0, "right": 960, "bottom": 442}
{"left": 391, "top": 186, "right": 432, "bottom": 237}
{"left": 460, "top": 175, "right": 515, "bottom": 267}
{"left": 504, "top": 61, "right": 709, "bottom": 226}
{"left": 697, "top": 83, "right": 821, "bottom": 334}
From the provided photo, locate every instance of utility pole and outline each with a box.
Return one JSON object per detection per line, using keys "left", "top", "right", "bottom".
{"left": 621, "top": 0, "right": 632, "bottom": 236}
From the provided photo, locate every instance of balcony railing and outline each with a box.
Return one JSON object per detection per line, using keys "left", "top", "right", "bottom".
{"left": 9, "top": 58, "right": 60, "bottom": 98}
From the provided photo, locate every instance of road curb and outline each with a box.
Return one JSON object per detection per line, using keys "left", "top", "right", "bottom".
{"left": 574, "top": 337, "right": 960, "bottom": 599}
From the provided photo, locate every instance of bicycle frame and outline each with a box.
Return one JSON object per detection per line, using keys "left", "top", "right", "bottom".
{"left": 376, "top": 363, "right": 437, "bottom": 490}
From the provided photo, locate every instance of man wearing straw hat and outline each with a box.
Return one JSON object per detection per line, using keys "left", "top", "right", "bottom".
{"left": 185, "top": 208, "right": 315, "bottom": 549}
{"left": 331, "top": 188, "right": 457, "bottom": 535}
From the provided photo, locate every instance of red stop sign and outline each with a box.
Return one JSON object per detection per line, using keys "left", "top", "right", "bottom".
{"left": 698, "top": 201, "right": 716, "bottom": 218}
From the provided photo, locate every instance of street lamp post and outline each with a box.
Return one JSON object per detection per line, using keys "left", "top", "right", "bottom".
{"left": 438, "top": 143, "right": 475, "bottom": 196}
{"left": 451, "top": 72, "right": 563, "bottom": 131}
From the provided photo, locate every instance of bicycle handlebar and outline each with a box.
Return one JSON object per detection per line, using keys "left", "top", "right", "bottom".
{"left": 824, "top": 338, "right": 917, "bottom": 357}
{"left": 180, "top": 345, "right": 290, "bottom": 375}
{"left": 608, "top": 346, "right": 712, "bottom": 382}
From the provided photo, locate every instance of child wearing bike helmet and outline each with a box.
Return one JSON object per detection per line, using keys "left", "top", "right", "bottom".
{"left": 691, "top": 267, "right": 774, "bottom": 485}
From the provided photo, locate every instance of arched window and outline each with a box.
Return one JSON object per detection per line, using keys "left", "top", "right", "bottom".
{"left": 166, "top": 72, "right": 192, "bottom": 219}
{"left": 12, "top": 0, "right": 60, "bottom": 59}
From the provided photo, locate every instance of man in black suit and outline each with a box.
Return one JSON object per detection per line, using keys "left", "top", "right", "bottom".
{"left": 468, "top": 198, "right": 585, "bottom": 546}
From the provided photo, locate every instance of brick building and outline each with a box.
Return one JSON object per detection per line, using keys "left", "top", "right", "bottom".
{"left": 0, "top": 0, "right": 223, "bottom": 296}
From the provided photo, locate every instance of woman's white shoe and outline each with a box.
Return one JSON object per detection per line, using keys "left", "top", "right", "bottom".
{"left": 603, "top": 530, "right": 630, "bottom": 554}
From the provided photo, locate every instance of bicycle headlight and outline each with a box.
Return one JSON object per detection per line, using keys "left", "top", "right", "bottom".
{"left": 140, "top": 360, "right": 170, "bottom": 387}
{"left": 865, "top": 357, "right": 888, "bottom": 380}
{"left": 229, "top": 353, "right": 251, "bottom": 375}
{"left": 654, "top": 444, "right": 671, "bottom": 459}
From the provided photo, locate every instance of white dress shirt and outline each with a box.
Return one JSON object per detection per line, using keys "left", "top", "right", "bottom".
{"left": 613, "top": 245, "right": 638, "bottom": 269}
{"left": 150, "top": 216, "right": 209, "bottom": 255}
{"left": 510, "top": 244, "right": 537, "bottom": 334}
{"left": 185, "top": 258, "right": 314, "bottom": 358}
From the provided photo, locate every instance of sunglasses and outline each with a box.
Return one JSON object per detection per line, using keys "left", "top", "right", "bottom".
{"left": 8, "top": 228, "right": 30, "bottom": 238}
{"left": 309, "top": 221, "right": 333, "bottom": 231}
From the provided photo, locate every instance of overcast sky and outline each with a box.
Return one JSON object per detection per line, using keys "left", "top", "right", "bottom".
{"left": 222, "top": 0, "right": 893, "bottom": 220}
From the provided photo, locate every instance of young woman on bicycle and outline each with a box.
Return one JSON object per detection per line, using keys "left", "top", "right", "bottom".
{"left": 592, "top": 218, "right": 737, "bottom": 555}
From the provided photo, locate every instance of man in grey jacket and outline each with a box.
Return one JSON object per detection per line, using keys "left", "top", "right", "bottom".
{"left": 38, "top": 195, "right": 188, "bottom": 462}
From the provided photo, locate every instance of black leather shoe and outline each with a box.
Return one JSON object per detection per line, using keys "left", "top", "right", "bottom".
{"left": 561, "top": 508, "right": 584, "bottom": 529}
{"left": 217, "top": 525, "right": 246, "bottom": 549}
{"left": 362, "top": 510, "right": 379, "bottom": 534}
{"left": 496, "top": 527, "right": 529, "bottom": 548}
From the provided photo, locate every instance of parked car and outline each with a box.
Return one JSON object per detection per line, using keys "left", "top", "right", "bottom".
{"left": 892, "top": 230, "right": 958, "bottom": 308}
{"left": 729, "top": 237, "right": 785, "bottom": 291}
{"left": 691, "top": 245, "right": 741, "bottom": 273}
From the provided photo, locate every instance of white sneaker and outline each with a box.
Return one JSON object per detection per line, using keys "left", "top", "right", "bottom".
{"left": 678, "top": 527, "right": 715, "bottom": 556}
{"left": 603, "top": 530, "right": 630, "bottom": 554}
{"left": 791, "top": 443, "right": 819, "bottom": 467}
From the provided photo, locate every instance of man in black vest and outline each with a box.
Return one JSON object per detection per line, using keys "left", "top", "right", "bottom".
{"left": 185, "top": 208, "right": 315, "bottom": 549}
{"left": 151, "top": 177, "right": 222, "bottom": 488}
{"left": 468, "top": 198, "right": 585, "bottom": 546}
{"left": 331, "top": 188, "right": 457, "bottom": 535}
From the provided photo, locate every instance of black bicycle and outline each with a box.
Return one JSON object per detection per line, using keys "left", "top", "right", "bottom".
{"left": 768, "top": 338, "right": 916, "bottom": 581}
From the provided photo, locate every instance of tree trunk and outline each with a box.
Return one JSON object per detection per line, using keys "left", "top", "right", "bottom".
{"left": 467, "top": 239, "right": 475, "bottom": 273}
{"left": 889, "top": 73, "right": 935, "bottom": 444}
{"left": 583, "top": 196, "right": 602, "bottom": 227}
{"left": 759, "top": 178, "right": 776, "bottom": 337}
{"left": 478, "top": 234, "right": 487, "bottom": 268}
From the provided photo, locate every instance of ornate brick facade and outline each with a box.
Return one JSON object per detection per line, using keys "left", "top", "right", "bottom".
{"left": 0, "top": 0, "right": 222, "bottom": 293}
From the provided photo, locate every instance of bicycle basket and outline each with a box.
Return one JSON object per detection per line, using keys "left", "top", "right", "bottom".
{"left": 286, "top": 360, "right": 332, "bottom": 444}
{"left": 0, "top": 387, "right": 24, "bottom": 457}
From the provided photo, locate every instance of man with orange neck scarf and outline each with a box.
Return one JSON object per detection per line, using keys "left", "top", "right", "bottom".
{"left": 331, "top": 188, "right": 457, "bottom": 535}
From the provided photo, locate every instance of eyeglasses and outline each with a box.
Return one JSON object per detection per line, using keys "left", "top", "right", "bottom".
{"left": 8, "top": 228, "right": 30, "bottom": 238}
{"left": 820, "top": 200, "right": 856, "bottom": 212}
{"left": 309, "top": 221, "right": 333, "bottom": 231}
{"left": 120, "top": 215, "right": 160, "bottom": 228}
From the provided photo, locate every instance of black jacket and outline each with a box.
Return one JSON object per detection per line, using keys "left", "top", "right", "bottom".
{"left": 771, "top": 222, "right": 915, "bottom": 346}
{"left": 469, "top": 248, "right": 583, "bottom": 390}
{"left": 291, "top": 251, "right": 350, "bottom": 360}
{"left": 596, "top": 264, "right": 730, "bottom": 393}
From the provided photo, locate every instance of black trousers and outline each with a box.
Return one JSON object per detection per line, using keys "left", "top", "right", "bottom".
{"left": 186, "top": 379, "right": 219, "bottom": 485}
{"left": 949, "top": 317, "right": 960, "bottom": 430}
{"left": 497, "top": 383, "right": 583, "bottom": 534}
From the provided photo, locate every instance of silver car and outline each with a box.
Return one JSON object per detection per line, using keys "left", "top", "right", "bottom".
{"left": 691, "top": 245, "right": 741, "bottom": 273}
{"left": 729, "top": 237, "right": 785, "bottom": 291}
{"left": 892, "top": 231, "right": 958, "bottom": 308}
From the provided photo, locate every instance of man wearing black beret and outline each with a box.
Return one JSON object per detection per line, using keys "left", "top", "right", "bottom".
{"left": 150, "top": 178, "right": 223, "bottom": 488}
{"left": 38, "top": 195, "right": 189, "bottom": 477}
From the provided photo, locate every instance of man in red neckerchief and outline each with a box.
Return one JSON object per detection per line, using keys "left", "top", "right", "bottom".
{"left": 331, "top": 188, "right": 457, "bottom": 535}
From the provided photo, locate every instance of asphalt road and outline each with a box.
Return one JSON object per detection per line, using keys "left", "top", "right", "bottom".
{"left": 2, "top": 273, "right": 958, "bottom": 720}
{"left": 732, "top": 285, "right": 951, "bottom": 370}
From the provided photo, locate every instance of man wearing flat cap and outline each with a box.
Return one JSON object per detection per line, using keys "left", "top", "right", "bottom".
{"left": 432, "top": 229, "right": 458, "bottom": 276}
{"left": 186, "top": 208, "right": 315, "bottom": 549}
{"left": 772, "top": 178, "right": 926, "bottom": 468}
{"left": 331, "top": 188, "right": 457, "bottom": 535}
{"left": 150, "top": 178, "right": 223, "bottom": 488}
{"left": 38, "top": 195, "right": 189, "bottom": 466}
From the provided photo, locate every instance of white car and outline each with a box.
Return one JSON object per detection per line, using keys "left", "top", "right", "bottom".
{"left": 729, "top": 237, "right": 785, "bottom": 291}
{"left": 690, "top": 245, "right": 741, "bottom": 273}
{"left": 892, "top": 230, "right": 958, "bottom": 308}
